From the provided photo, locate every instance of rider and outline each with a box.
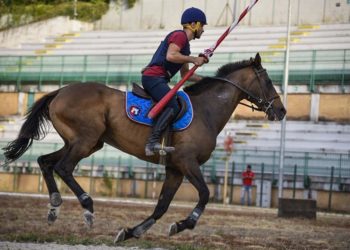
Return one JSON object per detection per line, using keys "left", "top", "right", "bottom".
{"left": 142, "top": 7, "right": 209, "bottom": 156}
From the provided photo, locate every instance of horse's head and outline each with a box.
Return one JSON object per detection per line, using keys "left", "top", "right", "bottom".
{"left": 241, "top": 53, "right": 286, "bottom": 121}
{"left": 186, "top": 54, "right": 286, "bottom": 121}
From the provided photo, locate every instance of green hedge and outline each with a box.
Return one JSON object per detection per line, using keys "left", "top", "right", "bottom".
{"left": 0, "top": 0, "right": 111, "bottom": 30}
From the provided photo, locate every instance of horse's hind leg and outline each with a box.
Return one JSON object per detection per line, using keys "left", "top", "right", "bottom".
{"left": 168, "top": 161, "right": 209, "bottom": 236}
{"left": 53, "top": 140, "right": 103, "bottom": 227}
{"left": 115, "top": 166, "right": 183, "bottom": 243}
{"left": 37, "top": 148, "right": 66, "bottom": 225}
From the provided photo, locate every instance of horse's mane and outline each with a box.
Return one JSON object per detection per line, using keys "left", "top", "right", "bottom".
{"left": 216, "top": 58, "right": 254, "bottom": 77}
{"left": 184, "top": 58, "right": 254, "bottom": 95}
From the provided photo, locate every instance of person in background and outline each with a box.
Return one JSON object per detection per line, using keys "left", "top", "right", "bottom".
{"left": 241, "top": 164, "right": 255, "bottom": 206}
{"left": 142, "top": 7, "right": 209, "bottom": 156}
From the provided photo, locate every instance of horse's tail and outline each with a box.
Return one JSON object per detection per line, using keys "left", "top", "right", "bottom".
{"left": 3, "top": 89, "right": 60, "bottom": 163}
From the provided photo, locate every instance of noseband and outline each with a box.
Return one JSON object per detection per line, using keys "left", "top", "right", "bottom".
{"left": 210, "top": 67, "right": 279, "bottom": 114}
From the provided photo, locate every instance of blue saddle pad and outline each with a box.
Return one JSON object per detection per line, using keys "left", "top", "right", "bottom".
{"left": 125, "top": 91, "right": 193, "bottom": 131}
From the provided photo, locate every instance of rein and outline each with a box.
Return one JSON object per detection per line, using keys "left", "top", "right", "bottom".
{"left": 210, "top": 76, "right": 264, "bottom": 111}
{"left": 209, "top": 69, "right": 279, "bottom": 113}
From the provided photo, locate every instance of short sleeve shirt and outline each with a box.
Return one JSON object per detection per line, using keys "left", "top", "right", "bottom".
{"left": 143, "top": 31, "right": 188, "bottom": 77}
{"left": 242, "top": 170, "right": 255, "bottom": 186}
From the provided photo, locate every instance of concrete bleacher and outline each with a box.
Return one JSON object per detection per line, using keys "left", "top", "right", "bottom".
{"left": 214, "top": 120, "right": 350, "bottom": 179}
{"left": 0, "top": 22, "right": 349, "bottom": 175}
{"left": 0, "top": 23, "right": 349, "bottom": 92}
{"left": 219, "top": 120, "right": 350, "bottom": 153}
{"left": 1, "top": 23, "right": 350, "bottom": 55}
{"left": 2, "top": 116, "right": 350, "bottom": 153}
{"left": 1, "top": 116, "right": 349, "bottom": 179}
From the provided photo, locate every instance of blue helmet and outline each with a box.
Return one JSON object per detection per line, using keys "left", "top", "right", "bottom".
{"left": 181, "top": 7, "right": 207, "bottom": 25}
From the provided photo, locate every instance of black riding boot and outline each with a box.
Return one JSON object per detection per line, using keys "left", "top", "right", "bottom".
{"left": 145, "top": 107, "right": 175, "bottom": 156}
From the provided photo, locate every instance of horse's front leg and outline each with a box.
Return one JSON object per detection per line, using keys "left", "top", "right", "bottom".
{"left": 168, "top": 162, "right": 209, "bottom": 236}
{"left": 115, "top": 166, "right": 183, "bottom": 243}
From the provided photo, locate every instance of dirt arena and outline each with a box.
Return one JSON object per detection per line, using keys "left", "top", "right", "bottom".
{"left": 0, "top": 193, "right": 349, "bottom": 250}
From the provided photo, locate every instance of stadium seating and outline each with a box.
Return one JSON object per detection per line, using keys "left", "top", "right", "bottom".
{"left": 2, "top": 24, "right": 350, "bottom": 55}
{"left": 1, "top": 116, "right": 349, "bottom": 180}
{"left": 0, "top": 23, "right": 349, "bottom": 91}
{"left": 215, "top": 120, "right": 350, "bottom": 178}
{"left": 0, "top": 23, "right": 349, "bottom": 188}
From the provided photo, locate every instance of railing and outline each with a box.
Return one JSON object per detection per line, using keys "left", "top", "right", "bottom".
{"left": 0, "top": 49, "right": 349, "bottom": 92}
{"left": 1, "top": 141, "right": 349, "bottom": 182}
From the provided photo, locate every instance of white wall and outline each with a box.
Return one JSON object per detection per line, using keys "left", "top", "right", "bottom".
{"left": 0, "top": 16, "right": 93, "bottom": 48}
{"left": 96, "top": 0, "right": 350, "bottom": 30}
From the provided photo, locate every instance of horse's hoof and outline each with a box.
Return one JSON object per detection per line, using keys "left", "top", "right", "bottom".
{"left": 47, "top": 210, "right": 57, "bottom": 225}
{"left": 47, "top": 204, "right": 60, "bottom": 225}
{"left": 83, "top": 210, "right": 94, "bottom": 228}
{"left": 168, "top": 222, "right": 178, "bottom": 237}
{"left": 114, "top": 229, "right": 126, "bottom": 243}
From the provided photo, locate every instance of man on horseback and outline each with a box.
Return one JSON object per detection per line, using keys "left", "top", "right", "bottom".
{"left": 142, "top": 7, "right": 209, "bottom": 156}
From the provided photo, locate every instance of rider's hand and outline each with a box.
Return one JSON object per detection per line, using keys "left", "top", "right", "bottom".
{"left": 199, "top": 53, "right": 209, "bottom": 63}
{"left": 193, "top": 56, "right": 209, "bottom": 66}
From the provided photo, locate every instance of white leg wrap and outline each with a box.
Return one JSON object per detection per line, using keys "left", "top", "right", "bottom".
{"left": 47, "top": 203, "right": 60, "bottom": 225}
{"left": 83, "top": 210, "right": 95, "bottom": 228}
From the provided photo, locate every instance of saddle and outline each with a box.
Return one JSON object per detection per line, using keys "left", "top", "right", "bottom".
{"left": 131, "top": 83, "right": 188, "bottom": 122}
{"left": 132, "top": 83, "right": 151, "bottom": 99}
{"left": 125, "top": 83, "right": 193, "bottom": 130}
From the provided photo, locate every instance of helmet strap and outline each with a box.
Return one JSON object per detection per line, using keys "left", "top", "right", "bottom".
{"left": 183, "top": 22, "right": 201, "bottom": 39}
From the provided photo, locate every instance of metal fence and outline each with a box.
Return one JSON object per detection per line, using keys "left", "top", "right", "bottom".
{"left": 1, "top": 49, "right": 349, "bottom": 92}
{"left": 1, "top": 140, "right": 348, "bottom": 212}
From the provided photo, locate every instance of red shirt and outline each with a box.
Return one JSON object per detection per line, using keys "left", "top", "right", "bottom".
{"left": 242, "top": 170, "right": 255, "bottom": 186}
{"left": 143, "top": 31, "right": 188, "bottom": 77}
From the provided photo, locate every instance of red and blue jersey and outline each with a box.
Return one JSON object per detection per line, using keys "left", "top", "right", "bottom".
{"left": 143, "top": 30, "right": 190, "bottom": 79}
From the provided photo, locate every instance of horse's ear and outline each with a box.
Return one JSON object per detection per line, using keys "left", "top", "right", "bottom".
{"left": 254, "top": 53, "right": 261, "bottom": 65}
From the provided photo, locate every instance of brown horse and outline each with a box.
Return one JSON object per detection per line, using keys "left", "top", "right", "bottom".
{"left": 3, "top": 53, "right": 286, "bottom": 243}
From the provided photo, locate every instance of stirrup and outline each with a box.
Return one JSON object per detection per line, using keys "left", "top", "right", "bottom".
{"left": 154, "top": 144, "right": 175, "bottom": 156}
{"left": 145, "top": 143, "right": 175, "bottom": 156}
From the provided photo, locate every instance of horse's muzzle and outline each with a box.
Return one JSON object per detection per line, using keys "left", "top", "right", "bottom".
{"left": 267, "top": 106, "right": 286, "bottom": 121}
{"left": 275, "top": 106, "right": 287, "bottom": 121}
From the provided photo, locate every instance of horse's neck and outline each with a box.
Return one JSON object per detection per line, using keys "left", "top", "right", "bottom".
{"left": 195, "top": 78, "right": 243, "bottom": 135}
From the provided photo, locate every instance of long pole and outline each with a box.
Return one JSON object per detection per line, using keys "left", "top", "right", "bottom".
{"left": 278, "top": 0, "right": 292, "bottom": 199}
{"left": 328, "top": 166, "right": 334, "bottom": 211}
{"left": 293, "top": 164, "right": 297, "bottom": 198}
{"left": 148, "top": 0, "right": 260, "bottom": 119}
{"left": 260, "top": 163, "right": 264, "bottom": 207}
{"left": 229, "top": 161, "right": 235, "bottom": 204}
{"left": 223, "top": 157, "right": 229, "bottom": 205}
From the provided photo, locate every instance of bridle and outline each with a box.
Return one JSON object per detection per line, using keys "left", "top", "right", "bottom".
{"left": 209, "top": 66, "right": 279, "bottom": 114}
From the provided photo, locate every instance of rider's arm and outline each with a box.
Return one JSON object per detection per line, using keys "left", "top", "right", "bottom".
{"left": 180, "top": 63, "right": 204, "bottom": 82}
{"left": 166, "top": 43, "right": 207, "bottom": 66}
{"left": 166, "top": 43, "right": 207, "bottom": 82}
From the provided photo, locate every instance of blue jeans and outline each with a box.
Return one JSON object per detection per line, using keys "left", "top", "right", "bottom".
{"left": 240, "top": 185, "right": 252, "bottom": 206}
{"left": 141, "top": 75, "right": 180, "bottom": 115}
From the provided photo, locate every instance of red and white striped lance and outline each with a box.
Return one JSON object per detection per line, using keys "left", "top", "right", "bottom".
{"left": 148, "top": 0, "right": 260, "bottom": 119}
{"left": 203, "top": 0, "right": 260, "bottom": 58}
